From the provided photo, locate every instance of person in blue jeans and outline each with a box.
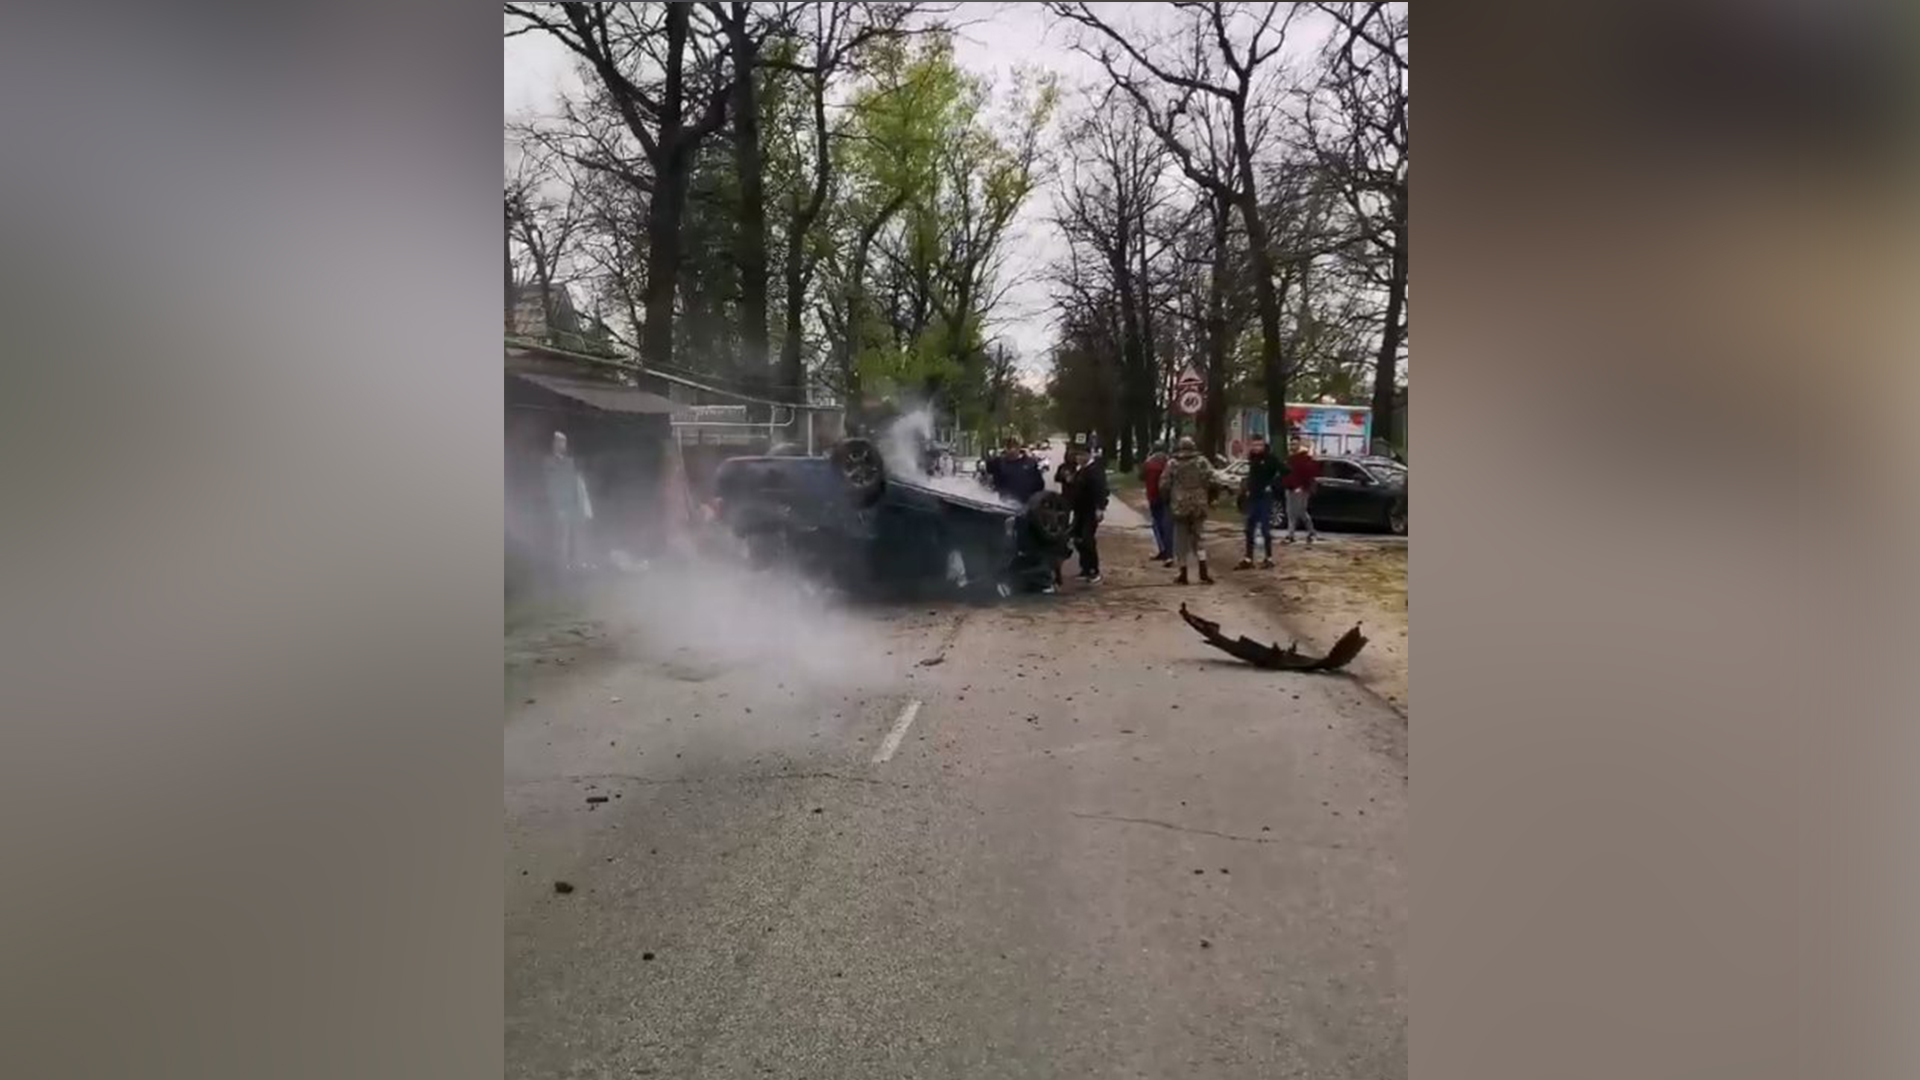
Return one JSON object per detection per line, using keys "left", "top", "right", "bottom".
{"left": 1141, "top": 446, "right": 1172, "bottom": 564}
{"left": 1234, "top": 434, "right": 1284, "bottom": 570}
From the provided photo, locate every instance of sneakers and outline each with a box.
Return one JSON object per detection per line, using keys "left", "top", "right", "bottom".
{"left": 1282, "top": 535, "right": 1296, "bottom": 545}
{"left": 1198, "top": 564, "right": 1215, "bottom": 584}
{"left": 1149, "top": 552, "right": 1171, "bottom": 563}
{"left": 1234, "top": 558, "right": 1255, "bottom": 571}
{"left": 1085, "top": 573, "right": 1103, "bottom": 585}
{"left": 1174, "top": 568, "right": 1190, "bottom": 585}
{"left": 1260, "top": 558, "right": 1275, "bottom": 569}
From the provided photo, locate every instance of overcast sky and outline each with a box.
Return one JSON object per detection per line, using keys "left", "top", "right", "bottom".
{"left": 503, "top": 3, "right": 1339, "bottom": 383}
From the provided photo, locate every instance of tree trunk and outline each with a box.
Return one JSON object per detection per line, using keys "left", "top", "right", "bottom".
{"left": 1135, "top": 224, "right": 1158, "bottom": 459}
{"left": 1369, "top": 180, "right": 1407, "bottom": 444}
{"left": 1201, "top": 200, "right": 1231, "bottom": 457}
{"left": 1111, "top": 243, "right": 1143, "bottom": 473}
{"left": 641, "top": 164, "right": 689, "bottom": 370}
{"left": 725, "top": 9, "right": 771, "bottom": 393}
{"left": 779, "top": 73, "right": 832, "bottom": 405}
{"left": 640, "top": 7, "right": 695, "bottom": 372}
{"left": 1238, "top": 191, "right": 1287, "bottom": 442}
{"left": 505, "top": 202, "right": 515, "bottom": 335}
{"left": 781, "top": 242, "right": 808, "bottom": 398}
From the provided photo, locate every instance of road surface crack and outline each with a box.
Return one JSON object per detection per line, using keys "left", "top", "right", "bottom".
{"left": 522, "top": 770, "right": 895, "bottom": 789}
{"left": 1069, "top": 811, "right": 1278, "bottom": 844}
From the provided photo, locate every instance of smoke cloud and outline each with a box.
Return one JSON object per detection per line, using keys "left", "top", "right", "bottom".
{"left": 878, "top": 405, "right": 1022, "bottom": 508}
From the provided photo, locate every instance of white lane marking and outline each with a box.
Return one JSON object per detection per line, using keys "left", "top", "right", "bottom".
{"left": 872, "top": 699, "right": 923, "bottom": 764}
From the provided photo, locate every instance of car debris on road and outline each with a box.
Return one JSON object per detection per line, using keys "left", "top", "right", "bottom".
{"left": 1178, "top": 604, "right": 1368, "bottom": 672}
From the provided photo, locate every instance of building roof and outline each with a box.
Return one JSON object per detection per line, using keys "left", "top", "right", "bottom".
{"left": 507, "top": 282, "right": 581, "bottom": 338}
{"left": 510, "top": 371, "right": 676, "bottom": 415}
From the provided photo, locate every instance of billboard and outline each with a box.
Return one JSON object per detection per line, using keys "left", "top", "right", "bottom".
{"left": 1228, "top": 404, "right": 1373, "bottom": 456}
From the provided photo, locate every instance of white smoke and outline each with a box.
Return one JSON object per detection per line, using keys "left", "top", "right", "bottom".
{"left": 569, "top": 549, "right": 898, "bottom": 694}
{"left": 878, "top": 406, "right": 1020, "bottom": 507}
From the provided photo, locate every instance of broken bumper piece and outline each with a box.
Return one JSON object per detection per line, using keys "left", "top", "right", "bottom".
{"left": 1178, "top": 604, "right": 1368, "bottom": 672}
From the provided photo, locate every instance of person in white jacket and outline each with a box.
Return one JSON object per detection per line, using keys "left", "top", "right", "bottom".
{"left": 544, "top": 431, "right": 593, "bottom": 573}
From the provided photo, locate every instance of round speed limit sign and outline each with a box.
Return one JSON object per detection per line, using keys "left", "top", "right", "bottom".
{"left": 1176, "top": 387, "right": 1204, "bottom": 416}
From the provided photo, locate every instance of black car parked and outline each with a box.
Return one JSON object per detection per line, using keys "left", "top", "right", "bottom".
{"left": 711, "top": 438, "right": 1075, "bottom": 594}
{"left": 1270, "top": 455, "right": 1407, "bottom": 535}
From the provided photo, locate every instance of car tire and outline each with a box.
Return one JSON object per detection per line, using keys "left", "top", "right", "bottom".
{"left": 1023, "top": 490, "right": 1072, "bottom": 546}
{"left": 1386, "top": 499, "right": 1407, "bottom": 536}
{"left": 830, "top": 437, "right": 886, "bottom": 506}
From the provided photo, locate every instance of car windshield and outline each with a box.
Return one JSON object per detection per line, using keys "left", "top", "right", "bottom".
{"left": 1361, "top": 461, "right": 1407, "bottom": 483}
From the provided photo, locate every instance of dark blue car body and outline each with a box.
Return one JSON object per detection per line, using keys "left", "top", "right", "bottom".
{"left": 713, "top": 446, "right": 1070, "bottom": 593}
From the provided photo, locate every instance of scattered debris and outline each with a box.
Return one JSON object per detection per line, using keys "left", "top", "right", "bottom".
{"left": 1200, "top": 939, "right": 1212, "bottom": 949}
{"left": 918, "top": 656, "right": 945, "bottom": 667}
{"left": 610, "top": 696, "right": 623, "bottom": 704}
{"left": 1193, "top": 869, "right": 1204, "bottom": 875}
{"left": 642, "top": 952, "right": 655, "bottom": 962}
{"left": 553, "top": 881, "right": 575, "bottom": 895}
{"left": 1178, "top": 604, "right": 1368, "bottom": 672}
{"left": 586, "top": 795, "right": 610, "bottom": 805}
{"left": 524, "top": 698, "right": 536, "bottom": 705}
{"left": 811, "top": 807, "right": 824, "bottom": 814}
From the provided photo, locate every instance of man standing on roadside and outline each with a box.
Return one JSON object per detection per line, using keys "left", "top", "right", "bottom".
{"left": 1235, "top": 434, "right": 1283, "bottom": 570}
{"left": 988, "top": 437, "right": 1044, "bottom": 503}
{"left": 1282, "top": 437, "right": 1321, "bottom": 544}
{"left": 544, "top": 430, "right": 594, "bottom": 576}
{"left": 1141, "top": 444, "right": 1172, "bottom": 564}
{"left": 1064, "top": 443, "right": 1107, "bottom": 584}
{"left": 1163, "top": 436, "right": 1215, "bottom": 585}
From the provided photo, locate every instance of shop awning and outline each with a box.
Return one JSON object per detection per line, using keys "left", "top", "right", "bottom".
{"left": 511, "top": 371, "right": 677, "bottom": 415}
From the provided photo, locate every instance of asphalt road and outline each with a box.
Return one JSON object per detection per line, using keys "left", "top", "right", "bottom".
{"left": 506, "top": 503, "right": 1407, "bottom": 1079}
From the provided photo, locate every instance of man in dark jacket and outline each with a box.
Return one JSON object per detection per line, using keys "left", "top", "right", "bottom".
{"left": 988, "top": 438, "right": 1045, "bottom": 503}
{"left": 1063, "top": 444, "right": 1108, "bottom": 583}
{"left": 1235, "top": 434, "right": 1284, "bottom": 570}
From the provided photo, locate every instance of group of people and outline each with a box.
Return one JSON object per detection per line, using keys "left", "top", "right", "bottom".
{"left": 1140, "top": 433, "right": 1321, "bottom": 585}
{"left": 984, "top": 437, "right": 1108, "bottom": 593}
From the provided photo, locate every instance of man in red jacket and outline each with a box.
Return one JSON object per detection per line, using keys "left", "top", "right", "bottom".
{"left": 1281, "top": 438, "right": 1321, "bottom": 545}
{"left": 1141, "top": 444, "right": 1172, "bottom": 564}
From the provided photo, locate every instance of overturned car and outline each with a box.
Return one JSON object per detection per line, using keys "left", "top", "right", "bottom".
{"left": 710, "top": 438, "right": 1073, "bottom": 595}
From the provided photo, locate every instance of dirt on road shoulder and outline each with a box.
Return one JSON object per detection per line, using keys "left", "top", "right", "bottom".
{"left": 1232, "top": 538, "right": 1407, "bottom": 713}
{"left": 1113, "top": 484, "right": 1408, "bottom": 714}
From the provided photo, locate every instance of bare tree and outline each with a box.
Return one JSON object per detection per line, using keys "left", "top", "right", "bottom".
{"left": 1054, "top": 93, "right": 1168, "bottom": 469}
{"left": 1048, "top": 1, "right": 1310, "bottom": 436}
{"left": 505, "top": 145, "right": 585, "bottom": 342}
{"left": 504, "top": 2, "right": 738, "bottom": 371}
{"left": 1310, "top": 1, "right": 1406, "bottom": 442}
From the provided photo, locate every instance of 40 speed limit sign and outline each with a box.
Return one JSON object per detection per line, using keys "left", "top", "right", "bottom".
{"left": 1172, "top": 366, "right": 1205, "bottom": 416}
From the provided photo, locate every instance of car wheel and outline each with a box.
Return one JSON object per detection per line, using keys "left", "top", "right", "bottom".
{"left": 1386, "top": 500, "right": 1407, "bottom": 536}
{"left": 1023, "top": 490, "right": 1072, "bottom": 546}
{"left": 830, "top": 438, "right": 886, "bottom": 506}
